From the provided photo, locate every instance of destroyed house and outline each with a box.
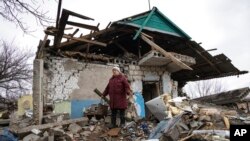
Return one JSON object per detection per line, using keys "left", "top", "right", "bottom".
{"left": 33, "top": 7, "right": 247, "bottom": 123}
{"left": 194, "top": 87, "right": 250, "bottom": 113}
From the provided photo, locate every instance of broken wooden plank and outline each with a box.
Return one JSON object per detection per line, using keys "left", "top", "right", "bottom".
{"left": 54, "top": 9, "right": 94, "bottom": 47}
{"left": 223, "top": 116, "right": 230, "bottom": 129}
{"left": 66, "top": 21, "right": 99, "bottom": 31}
{"left": 179, "top": 134, "right": 194, "bottom": 141}
{"left": 59, "top": 27, "right": 115, "bottom": 48}
{"left": 187, "top": 41, "right": 221, "bottom": 73}
{"left": 66, "top": 29, "right": 79, "bottom": 42}
{"left": 141, "top": 34, "right": 192, "bottom": 70}
{"left": 55, "top": 0, "right": 62, "bottom": 28}
{"left": 94, "top": 88, "right": 110, "bottom": 103}
{"left": 11, "top": 117, "right": 89, "bottom": 134}
{"left": 37, "top": 34, "right": 49, "bottom": 59}
{"left": 133, "top": 8, "right": 156, "bottom": 40}
{"left": 114, "top": 42, "right": 129, "bottom": 53}
{"left": 63, "top": 35, "right": 107, "bottom": 47}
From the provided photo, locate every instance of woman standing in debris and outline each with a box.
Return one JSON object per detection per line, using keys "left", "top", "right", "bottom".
{"left": 102, "top": 66, "right": 131, "bottom": 128}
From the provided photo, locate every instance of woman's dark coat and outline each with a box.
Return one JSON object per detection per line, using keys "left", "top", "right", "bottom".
{"left": 103, "top": 74, "right": 130, "bottom": 109}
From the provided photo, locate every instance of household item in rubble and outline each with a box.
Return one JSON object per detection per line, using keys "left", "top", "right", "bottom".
{"left": 84, "top": 99, "right": 109, "bottom": 120}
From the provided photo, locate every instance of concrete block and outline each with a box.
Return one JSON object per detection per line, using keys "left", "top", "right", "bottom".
{"left": 127, "top": 75, "right": 133, "bottom": 81}
{"left": 133, "top": 71, "right": 140, "bottom": 76}
{"left": 68, "top": 123, "right": 82, "bottom": 133}
{"left": 137, "top": 71, "right": 143, "bottom": 76}
{"left": 129, "top": 65, "right": 136, "bottom": 70}
{"left": 129, "top": 70, "right": 134, "bottom": 75}
{"left": 124, "top": 66, "right": 129, "bottom": 71}
{"left": 23, "top": 133, "right": 40, "bottom": 141}
{"left": 135, "top": 66, "right": 140, "bottom": 70}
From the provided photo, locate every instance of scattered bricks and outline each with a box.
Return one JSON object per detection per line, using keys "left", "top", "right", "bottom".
{"left": 76, "top": 117, "right": 89, "bottom": 127}
{"left": 53, "top": 128, "right": 65, "bottom": 136}
{"left": 64, "top": 132, "right": 74, "bottom": 141}
{"left": 68, "top": 123, "right": 82, "bottom": 134}
{"left": 80, "top": 131, "right": 92, "bottom": 137}
{"left": 43, "top": 113, "right": 70, "bottom": 124}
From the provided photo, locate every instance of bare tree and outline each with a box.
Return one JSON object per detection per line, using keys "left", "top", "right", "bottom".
{"left": 0, "top": 0, "right": 54, "bottom": 33}
{"left": 0, "top": 40, "right": 33, "bottom": 99}
{"left": 185, "top": 79, "right": 226, "bottom": 98}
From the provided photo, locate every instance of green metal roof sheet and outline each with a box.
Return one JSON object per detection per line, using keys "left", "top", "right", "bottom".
{"left": 115, "top": 7, "right": 191, "bottom": 40}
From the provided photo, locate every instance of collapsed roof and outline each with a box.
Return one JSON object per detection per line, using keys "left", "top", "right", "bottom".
{"left": 37, "top": 7, "right": 248, "bottom": 87}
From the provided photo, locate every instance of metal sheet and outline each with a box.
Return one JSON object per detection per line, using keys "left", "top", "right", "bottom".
{"left": 145, "top": 95, "right": 168, "bottom": 120}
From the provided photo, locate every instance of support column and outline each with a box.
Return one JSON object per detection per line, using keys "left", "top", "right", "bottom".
{"left": 33, "top": 59, "right": 44, "bottom": 124}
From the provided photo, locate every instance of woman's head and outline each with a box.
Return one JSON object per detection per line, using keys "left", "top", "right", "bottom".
{"left": 112, "top": 66, "right": 120, "bottom": 76}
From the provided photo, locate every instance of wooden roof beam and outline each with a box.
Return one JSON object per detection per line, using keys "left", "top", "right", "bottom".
{"left": 141, "top": 34, "right": 192, "bottom": 70}
{"left": 186, "top": 42, "right": 221, "bottom": 74}
{"left": 63, "top": 35, "right": 107, "bottom": 47}
{"left": 66, "top": 21, "right": 99, "bottom": 31}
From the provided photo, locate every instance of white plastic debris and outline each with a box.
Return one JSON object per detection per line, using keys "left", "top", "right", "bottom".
{"left": 31, "top": 129, "right": 42, "bottom": 135}
{"left": 168, "top": 97, "right": 187, "bottom": 103}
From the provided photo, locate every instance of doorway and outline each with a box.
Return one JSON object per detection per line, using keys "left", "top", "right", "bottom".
{"left": 143, "top": 81, "right": 160, "bottom": 118}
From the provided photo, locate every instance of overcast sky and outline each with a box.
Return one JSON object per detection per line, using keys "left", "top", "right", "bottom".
{"left": 0, "top": 0, "right": 249, "bottom": 97}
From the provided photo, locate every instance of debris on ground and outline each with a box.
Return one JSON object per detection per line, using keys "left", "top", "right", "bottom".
{"left": 2, "top": 95, "right": 249, "bottom": 141}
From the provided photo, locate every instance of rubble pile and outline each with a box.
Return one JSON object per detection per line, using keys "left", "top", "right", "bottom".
{"left": 2, "top": 94, "right": 250, "bottom": 141}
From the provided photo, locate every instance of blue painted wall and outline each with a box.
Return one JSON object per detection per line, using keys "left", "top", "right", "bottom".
{"left": 71, "top": 99, "right": 100, "bottom": 119}
{"left": 134, "top": 92, "right": 145, "bottom": 118}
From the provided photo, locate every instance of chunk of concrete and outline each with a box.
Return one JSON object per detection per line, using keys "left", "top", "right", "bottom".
{"left": 199, "top": 115, "right": 211, "bottom": 122}
{"left": 23, "top": 133, "right": 40, "bottom": 141}
{"left": 68, "top": 123, "right": 82, "bottom": 133}
{"left": 80, "top": 131, "right": 92, "bottom": 137}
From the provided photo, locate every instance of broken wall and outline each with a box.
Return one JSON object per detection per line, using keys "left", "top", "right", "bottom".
{"left": 123, "top": 64, "right": 178, "bottom": 118}
{"left": 42, "top": 57, "right": 179, "bottom": 118}
{"left": 43, "top": 57, "right": 114, "bottom": 118}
